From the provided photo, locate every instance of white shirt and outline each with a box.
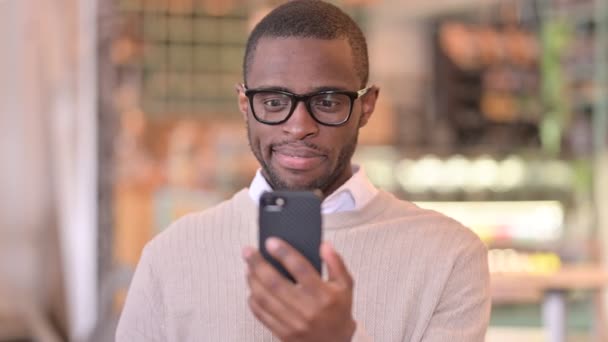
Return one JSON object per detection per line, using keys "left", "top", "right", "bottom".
{"left": 248, "top": 165, "right": 379, "bottom": 214}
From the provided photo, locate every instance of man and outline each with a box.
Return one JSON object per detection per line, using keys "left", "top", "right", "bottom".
{"left": 116, "top": 1, "right": 491, "bottom": 341}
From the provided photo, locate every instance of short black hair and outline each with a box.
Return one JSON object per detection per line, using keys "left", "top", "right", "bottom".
{"left": 243, "top": 0, "right": 369, "bottom": 87}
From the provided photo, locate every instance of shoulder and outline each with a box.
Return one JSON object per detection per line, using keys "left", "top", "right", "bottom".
{"left": 144, "top": 189, "right": 254, "bottom": 258}
{"left": 376, "top": 191, "right": 486, "bottom": 255}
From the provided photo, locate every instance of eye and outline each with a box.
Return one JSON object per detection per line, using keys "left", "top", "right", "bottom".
{"left": 254, "top": 92, "right": 291, "bottom": 112}
{"left": 262, "top": 98, "right": 290, "bottom": 112}
{"left": 318, "top": 99, "right": 338, "bottom": 107}
{"left": 312, "top": 94, "right": 346, "bottom": 113}
{"left": 263, "top": 99, "right": 285, "bottom": 107}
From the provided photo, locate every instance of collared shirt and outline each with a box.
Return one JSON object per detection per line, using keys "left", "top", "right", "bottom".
{"left": 248, "top": 165, "right": 379, "bottom": 214}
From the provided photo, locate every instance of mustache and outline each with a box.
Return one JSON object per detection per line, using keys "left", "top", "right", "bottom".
{"left": 270, "top": 140, "right": 327, "bottom": 154}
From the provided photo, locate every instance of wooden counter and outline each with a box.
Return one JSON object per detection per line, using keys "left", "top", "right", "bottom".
{"left": 491, "top": 265, "right": 608, "bottom": 304}
{"left": 490, "top": 265, "right": 608, "bottom": 342}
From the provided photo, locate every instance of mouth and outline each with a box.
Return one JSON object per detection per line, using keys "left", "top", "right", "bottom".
{"left": 271, "top": 145, "right": 326, "bottom": 171}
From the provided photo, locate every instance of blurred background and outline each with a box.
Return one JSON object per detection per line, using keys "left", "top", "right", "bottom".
{"left": 1, "top": 0, "right": 608, "bottom": 341}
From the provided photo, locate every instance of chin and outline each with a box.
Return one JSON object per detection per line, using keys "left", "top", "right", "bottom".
{"left": 279, "top": 175, "right": 321, "bottom": 191}
{"left": 268, "top": 169, "right": 327, "bottom": 192}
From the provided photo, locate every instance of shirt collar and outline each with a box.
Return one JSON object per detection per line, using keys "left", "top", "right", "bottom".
{"left": 248, "top": 165, "right": 378, "bottom": 214}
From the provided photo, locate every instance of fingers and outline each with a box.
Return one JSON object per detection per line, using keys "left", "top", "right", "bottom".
{"left": 246, "top": 261, "right": 306, "bottom": 333}
{"left": 247, "top": 294, "right": 291, "bottom": 337}
{"left": 265, "top": 238, "right": 323, "bottom": 290}
{"left": 243, "top": 243, "right": 356, "bottom": 340}
{"left": 320, "top": 242, "right": 353, "bottom": 289}
{"left": 243, "top": 246, "right": 312, "bottom": 314}
{"left": 243, "top": 246, "right": 298, "bottom": 300}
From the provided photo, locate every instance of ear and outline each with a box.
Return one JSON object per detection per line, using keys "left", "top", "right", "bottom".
{"left": 358, "top": 86, "right": 379, "bottom": 128}
{"left": 235, "top": 83, "right": 249, "bottom": 122}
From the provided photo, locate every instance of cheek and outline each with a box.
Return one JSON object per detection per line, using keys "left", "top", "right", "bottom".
{"left": 249, "top": 123, "right": 273, "bottom": 154}
{"left": 330, "top": 125, "right": 357, "bottom": 147}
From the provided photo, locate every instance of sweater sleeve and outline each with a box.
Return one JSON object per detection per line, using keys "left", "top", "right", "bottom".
{"left": 420, "top": 237, "right": 491, "bottom": 342}
{"left": 116, "top": 245, "right": 167, "bottom": 341}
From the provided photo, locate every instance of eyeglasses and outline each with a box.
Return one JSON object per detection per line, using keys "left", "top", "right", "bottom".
{"left": 243, "top": 84, "right": 371, "bottom": 126}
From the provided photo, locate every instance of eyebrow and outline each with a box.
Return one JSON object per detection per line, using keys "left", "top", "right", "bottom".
{"left": 249, "top": 85, "right": 352, "bottom": 94}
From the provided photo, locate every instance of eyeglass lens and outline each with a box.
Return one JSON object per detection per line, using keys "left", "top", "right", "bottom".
{"left": 252, "top": 91, "right": 352, "bottom": 125}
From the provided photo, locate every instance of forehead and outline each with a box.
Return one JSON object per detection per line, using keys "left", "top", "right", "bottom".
{"left": 247, "top": 37, "right": 360, "bottom": 92}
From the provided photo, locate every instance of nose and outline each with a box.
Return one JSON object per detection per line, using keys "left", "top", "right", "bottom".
{"left": 281, "top": 100, "right": 319, "bottom": 139}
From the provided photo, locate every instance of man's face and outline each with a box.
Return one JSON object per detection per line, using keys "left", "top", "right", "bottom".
{"left": 237, "top": 37, "right": 378, "bottom": 195}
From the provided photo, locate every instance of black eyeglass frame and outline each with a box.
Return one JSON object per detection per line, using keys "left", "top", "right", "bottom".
{"left": 242, "top": 84, "right": 372, "bottom": 126}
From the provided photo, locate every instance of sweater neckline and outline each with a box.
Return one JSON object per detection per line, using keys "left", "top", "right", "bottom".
{"left": 234, "top": 188, "right": 392, "bottom": 231}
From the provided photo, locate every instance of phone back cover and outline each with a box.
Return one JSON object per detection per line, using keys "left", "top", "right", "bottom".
{"left": 259, "top": 191, "right": 322, "bottom": 282}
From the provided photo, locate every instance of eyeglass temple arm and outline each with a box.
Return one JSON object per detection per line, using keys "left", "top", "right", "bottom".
{"left": 357, "top": 85, "right": 372, "bottom": 97}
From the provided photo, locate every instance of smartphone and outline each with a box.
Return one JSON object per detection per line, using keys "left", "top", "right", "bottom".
{"left": 259, "top": 191, "right": 322, "bottom": 282}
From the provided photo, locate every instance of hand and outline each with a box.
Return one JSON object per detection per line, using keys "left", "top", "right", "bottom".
{"left": 242, "top": 238, "right": 356, "bottom": 342}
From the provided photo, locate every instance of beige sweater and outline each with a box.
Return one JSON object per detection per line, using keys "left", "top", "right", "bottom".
{"left": 116, "top": 189, "right": 490, "bottom": 341}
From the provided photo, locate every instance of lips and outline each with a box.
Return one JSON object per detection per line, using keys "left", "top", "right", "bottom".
{"left": 272, "top": 145, "right": 326, "bottom": 171}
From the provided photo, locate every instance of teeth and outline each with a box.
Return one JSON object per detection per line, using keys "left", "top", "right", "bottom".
{"left": 283, "top": 153, "right": 303, "bottom": 158}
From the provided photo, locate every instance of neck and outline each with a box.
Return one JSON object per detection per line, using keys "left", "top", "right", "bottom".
{"left": 261, "top": 163, "right": 354, "bottom": 200}
{"left": 320, "top": 163, "right": 353, "bottom": 199}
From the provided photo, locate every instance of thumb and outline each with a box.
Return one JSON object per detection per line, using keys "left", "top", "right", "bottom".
{"left": 320, "top": 242, "right": 353, "bottom": 288}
